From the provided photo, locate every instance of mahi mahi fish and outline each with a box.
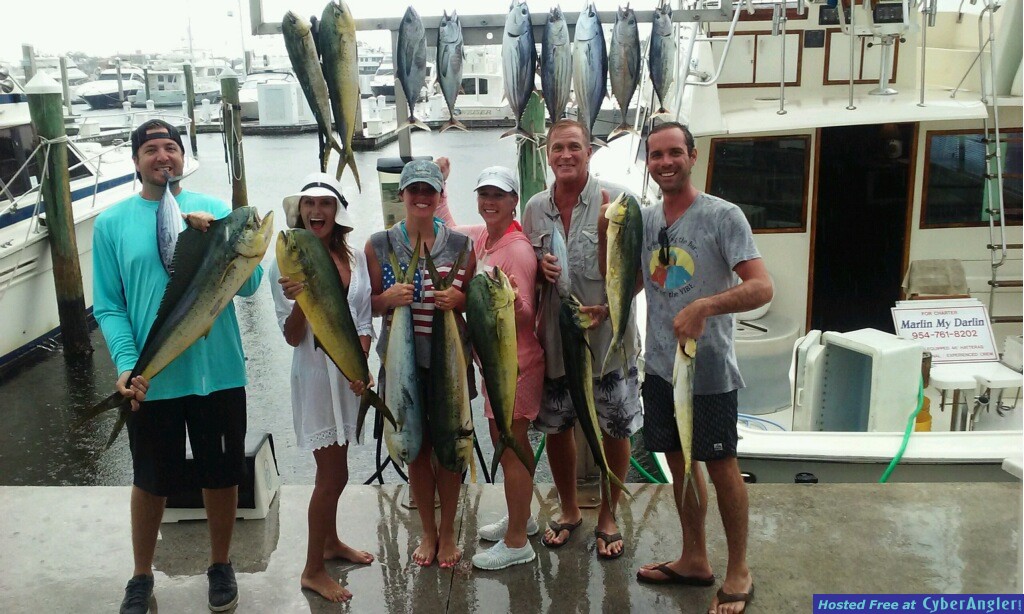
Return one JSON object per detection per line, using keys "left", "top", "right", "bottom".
{"left": 319, "top": 0, "right": 362, "bottom": 191}
{"left": 602, "top": 192, "right": 642, "bottom": 372}
{"left": 275, "top": 229, "right": 395, "bottom": 432}
{"left": 501, "top": 0, "right": 538, "bottom": 141}
{"left": 540, "top": 6, "right": 573, "bottom": 123}
{"left": 374, "top": 237, "right": 424, "bottom": 465}
{"left": 283, "top": 11, "right": 344, "bottom": 173}
{"left": 607, "top": 5, "right": 641, "bottom": 142}
{"left": 558, "top": 298, "right": 631, "bottom": 511}
{"left": 81, "top": 208, "right": 275, "bottom": 449}
{"left": 673, "top": 339, "right": 700, "bottom": 508}
{"left": 437, "top": 10, "right": 467, "bottom": 133}
{"left": 649, "top": 3, "right": 676, "bottom": 117}
{"left": 396, "top": 6, "right": 430, "bottom": 132}
{"left": 155, "top": 172, "right": 183, "bottom": 275}
{"left": 425, "top": 249, "right": 476, "bottom": 477}
{"left": 572, "top": 2, "right": 608, "bottom": 146}
{"left": 466, "top": 267, "right": 534, "bottom": 479}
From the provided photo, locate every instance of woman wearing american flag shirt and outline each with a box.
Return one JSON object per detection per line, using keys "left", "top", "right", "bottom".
{"left": 364, "top": 159, "right": 476, "bottom": 569}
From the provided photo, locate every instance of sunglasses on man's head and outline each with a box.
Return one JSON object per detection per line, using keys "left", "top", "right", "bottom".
{"left": 658, "top": 227, "right": 670, "bottom": 265}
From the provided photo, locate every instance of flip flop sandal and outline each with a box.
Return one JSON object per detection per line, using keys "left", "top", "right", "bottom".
{"left": 594, "top": 530, "right": 624, "bottom": 560}
{"left": 541, "top": 519, "right": 583, "bottom": 549}
{"left": 712, "top": 584, "right": 755, "bottom": 613}
{"left": 636, "top": 562, "right": 716, "bottom": 586}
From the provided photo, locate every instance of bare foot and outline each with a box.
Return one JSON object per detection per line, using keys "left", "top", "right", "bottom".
{"left": 708, "top": 574, "right": 754, "bottom": 614}
{"left": 324, "top": 539, "right": 374, "bottom": 564}
{"left": 412, "top": 537, "right": 437, "bottom": 567}
{"left": 300, "top": 568, "right": 351, "bottom": 603}
{"left": 637, "top": 559, "right": 714, "bottom": 583}
{"left": 437, "top": 534, "right": 462, "bottom": 568}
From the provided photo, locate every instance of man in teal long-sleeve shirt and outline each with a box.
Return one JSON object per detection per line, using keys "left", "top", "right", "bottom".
{"left": 93, "top": 119, "right": 263, "bottom": 614}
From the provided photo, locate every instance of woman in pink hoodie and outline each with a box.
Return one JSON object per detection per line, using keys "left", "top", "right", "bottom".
{"left": 438, "top": 164, "right": 545, "bottom": 570}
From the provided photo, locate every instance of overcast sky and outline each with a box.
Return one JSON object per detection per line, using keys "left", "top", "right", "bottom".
{"left": 4, "top": 0, "right": 641, "bottom": 64}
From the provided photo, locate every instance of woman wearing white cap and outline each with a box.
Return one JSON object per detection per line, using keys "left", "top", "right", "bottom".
{"left": 270, "top": 172, "right": 374, "bottom": 602}
{"left": 365, "top": 159, "right": 477, "bottom": 568}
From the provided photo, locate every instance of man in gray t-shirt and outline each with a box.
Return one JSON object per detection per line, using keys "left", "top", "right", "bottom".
{"left": 632, "top": 123, "right": 771, "bottom": 614}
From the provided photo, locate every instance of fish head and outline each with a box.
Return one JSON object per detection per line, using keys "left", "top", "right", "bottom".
{"left": 559, "top": 296, "right": 592, "bottom": 331}
{"left": 474, "top": 266, "right": 515, "bottom": 311}
{"left": 574, "top": 3, "right": 601, "bottom": 41}
{"left": 438, "top": 11, "right": 462, "bottom": 44}
{"left": 604, "top": 192, "right": 629, "bottom": 225}
{"left": 504, "top": 1, "right": 531, "bottom": 37}
{"left": 618, "top": 5, "right": 638, "bottom": 31}
{"left": 282, "top": 11, "right": 310, "bottom": 37}
{"left": 653, "top": 4, "right": 673, "bottom": 35}
{"left": 385, "top": 431, "right": 415, "bottom": 464}
{"left": 275, "top": 227, "right": 321, "bottom": 280}
{"left": 233, "top": 208, "right": 274, "bottom": 260}
{"left": 546, "top": 7, "right": 569, "bottom": 45}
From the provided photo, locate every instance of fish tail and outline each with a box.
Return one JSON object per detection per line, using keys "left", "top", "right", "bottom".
{"left": 652, "top": 107, "right": 672, "bottom": 118}
{"left": 490, "top": 440, "right": 506, "bottom": 484}
{"left": 508, "top": 436, "right": 536, "bottom": 476}
{"left": 336, "top": 150, "right": 362, "bottom": 193}
{"left": 356, "top": 389, "right": 395, "bottom": 444}
{"left": 500, "top": 126, "right": 536, "bottom": 143}
{"left": 607, "top": 124, "right": 639, "bottom": 142}
{"left": 591, "top": 136, "right": 608, "bottom": 148}
{"left": 104, "top": 407, "right": 130, "bottom": 451}
{"left": 76, "top": 391, "right": 128, "bottom": 429}
{"left": 608, "top": 467, "right": 633, "bottom": 501}
{"left": 402, "top": 116, "right": 431, "bottom": 132}
{"left": 685, "top": 469, "right": 701, "bottom": 510}
{"left": 602, "top": 472, "right": 617, "bottom": 521}
{"left": 440, "top": 118, "right": 468, "bottom": 133}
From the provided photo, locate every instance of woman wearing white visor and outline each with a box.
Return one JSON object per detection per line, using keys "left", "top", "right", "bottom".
{"left": 270, "top": 172, "right": 375, "bottom": 602}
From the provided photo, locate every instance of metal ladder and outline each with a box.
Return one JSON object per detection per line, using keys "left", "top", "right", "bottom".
{"left": 977, "top": 0, "right": 1022, "bottom": 324}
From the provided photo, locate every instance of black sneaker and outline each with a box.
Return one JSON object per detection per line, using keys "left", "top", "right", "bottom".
{"left": 119, "top": 574, "right": 153, "bottom": 614}
{"left": 206, "top": 562, "right": 238, "bottom": 612}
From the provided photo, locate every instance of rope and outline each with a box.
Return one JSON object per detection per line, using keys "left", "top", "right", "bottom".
{"left": 0, "top": 140, "right": 51, "bottom": 304}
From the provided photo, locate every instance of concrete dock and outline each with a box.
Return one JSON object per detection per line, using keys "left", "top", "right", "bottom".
{"left": 0, "top": 482, "right": 1019, "bottom": 612}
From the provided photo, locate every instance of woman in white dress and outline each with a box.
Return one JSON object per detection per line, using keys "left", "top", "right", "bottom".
{"left": 270, "top": 172, "right": 374, "bottom": 603}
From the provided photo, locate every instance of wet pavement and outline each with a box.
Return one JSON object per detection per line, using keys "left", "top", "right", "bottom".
{"left": 0, "top": 482, "right": 1020, "bottom": 612}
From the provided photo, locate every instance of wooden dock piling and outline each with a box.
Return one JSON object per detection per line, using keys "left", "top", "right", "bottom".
{"left": 25, "top": 74, "right": 93, "bottom": 357}
{"left": 220, "top": 69, "right": 248, "bottom": 209}
{"left": 183, "top": 64, "right": 198, "bottom": 156}
{"left": 58, "top": 57, "right": 72, "bottom": 115}
{"left": 21, "top": 45, "right": 35, "bottom": 82}
{"left": 143, "top": 67, "right": 151, "bottom": 105}
{"left": 115, "top": 59, "right": 124, "bottom": 103}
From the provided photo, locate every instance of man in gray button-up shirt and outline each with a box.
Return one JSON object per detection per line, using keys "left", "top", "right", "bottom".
{"left": 521, "top": 119, "right": 641, "bottom": 559}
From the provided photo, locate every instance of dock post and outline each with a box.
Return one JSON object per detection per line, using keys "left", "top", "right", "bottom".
{"left": 183, "top": 64, "right": 198, "bottom": 156}
{"left": 220, "top": 69, "right": 248, "bottom": 209}
{"left": 59, "top": 57, "right": 73, "bottom": 115}
{"left": 115, "top": 58, "right": 125, "bottom": 103}
{"left": 21, "top": 44, "right": 36, "bottom": 82}
{"left": 25, "top": 74, "right": 93, "bottom": 357}
{"left": 143, "top": 67, "right": 151, "bottom": 105}
{"left": 518, "top": 91, "right": 547, "bottom": 214}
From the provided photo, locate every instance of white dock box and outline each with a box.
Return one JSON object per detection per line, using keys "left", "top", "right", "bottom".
{"left": 258, "top": 82, "right": 313, "bottom": 126}
{"left": 795, "top": 329, "right": 923, "bottom": 433}
{"left": 163, "top": 432, "right": 281, "bottom": 523}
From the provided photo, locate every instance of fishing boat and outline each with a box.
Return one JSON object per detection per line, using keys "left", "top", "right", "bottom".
{"left": 131, "top": 60, "right": 230, "bottom": 108}
{"left": 0, "top": 74, "right": 195, "bottom": 368}
{"left": 76, "top": 64, "right": 147, "bottom": 110}
{"left": 371, "top": 61, "right": 436, "bottom": 103}
{"left": 591, "top": 0, "right": 1023, "bottom": 483}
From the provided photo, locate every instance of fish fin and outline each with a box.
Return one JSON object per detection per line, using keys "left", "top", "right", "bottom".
{"left": 607, "top": 124, "right": 639, "bottom": 142}
{"left": 500, "top": 126, "right": 536, "bottom": 143}
{"left": 440, "top": 118, "right": 468, "bottom": 133}
{"left": 490, "top": 440, "right": 506, "bottom": 485}
{"left": 104, "top": 407, "right": 129, "bottom": 451}
{"left": 355, "top": 393, "right": 371, "bottom": 445}
{"left": 77, "top": 391, "right": 128, "bottom": 429}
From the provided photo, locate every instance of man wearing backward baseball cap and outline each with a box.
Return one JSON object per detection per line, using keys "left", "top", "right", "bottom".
{"left": 93, "top": 118, "right": 264, "bottom": 614}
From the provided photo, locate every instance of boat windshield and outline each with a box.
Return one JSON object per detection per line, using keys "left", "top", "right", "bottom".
{"left": 375, "top": 68, "right": 394, "bottom": 77}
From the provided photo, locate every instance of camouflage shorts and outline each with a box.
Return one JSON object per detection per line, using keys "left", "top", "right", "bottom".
{"left": 533, "top": 360, "right": 642, "bottom": 439}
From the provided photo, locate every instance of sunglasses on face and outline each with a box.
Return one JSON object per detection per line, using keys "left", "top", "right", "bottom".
{"left": 658, "top": 227, "right": 670, "bottom": 265}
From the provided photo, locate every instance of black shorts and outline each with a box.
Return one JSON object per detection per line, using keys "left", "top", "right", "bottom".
{"left": 641, "top": 374, "right": 738, "bottom": 460}
{"left": 126, "top": 387, "right": 247, "bottom": 497}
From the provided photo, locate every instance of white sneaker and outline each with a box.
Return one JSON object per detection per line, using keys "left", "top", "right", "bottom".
{"left": 472, "top": 540, "right": 536, "bottom": 570}
{"left": 478, "top": 515, "right": 540, "bottom": 541}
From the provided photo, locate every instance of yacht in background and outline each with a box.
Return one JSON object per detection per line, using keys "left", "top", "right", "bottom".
{"left": 76, "top": 65, "right": 146, "bottom": 109}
